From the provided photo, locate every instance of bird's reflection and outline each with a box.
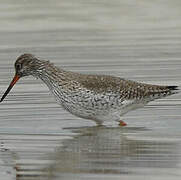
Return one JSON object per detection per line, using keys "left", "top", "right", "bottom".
{"left": 45, "top": 126, "right": 179, "bottom": 177}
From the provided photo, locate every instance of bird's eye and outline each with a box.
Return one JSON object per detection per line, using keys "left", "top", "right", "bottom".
{"left": 16, "top": 64, "right": 22, "bottom": 70}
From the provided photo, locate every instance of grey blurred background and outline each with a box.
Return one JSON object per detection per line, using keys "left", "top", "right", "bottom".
{"left": 0, "top": 0, "right": 181, "bottom": 180}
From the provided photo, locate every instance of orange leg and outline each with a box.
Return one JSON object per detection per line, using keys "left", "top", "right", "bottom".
{"left": 119, "top": 120, "right": 127, "bottom": 126}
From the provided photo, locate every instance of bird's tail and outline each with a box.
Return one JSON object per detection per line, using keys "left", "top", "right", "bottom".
{"left": 166, "top": 86, "right": 179, "bottom": 91}
{"left": 145, "top": 85, "right": 179, "bottom": 101}
{"left": 166, "top": 85, "right": 179, "bottom": 95}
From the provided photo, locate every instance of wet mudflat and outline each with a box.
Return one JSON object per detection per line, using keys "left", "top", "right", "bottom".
{"left": 0, "top": 0, "right": 181, "bottom": 179}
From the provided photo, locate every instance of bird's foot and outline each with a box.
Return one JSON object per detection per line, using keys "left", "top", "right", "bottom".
{"left": 119, "top": 120, "right": 127, "bottom": 127}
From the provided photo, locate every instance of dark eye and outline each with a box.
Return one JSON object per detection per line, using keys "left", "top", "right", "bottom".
{"left": 16, "top": 63, "right": 22, "bottom": 70}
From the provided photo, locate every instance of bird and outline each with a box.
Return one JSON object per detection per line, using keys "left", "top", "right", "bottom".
{"left": 0, "top": 54, "right": 178, "bottom": 126}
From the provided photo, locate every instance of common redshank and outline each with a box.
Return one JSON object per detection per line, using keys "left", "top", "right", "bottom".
{"left": 0, "top": 54, "right": 178, "bottom": 126}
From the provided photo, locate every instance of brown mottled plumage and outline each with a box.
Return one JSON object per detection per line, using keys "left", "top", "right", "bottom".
{"left": 0, "top": 54, "right": 178, "bottom": 126}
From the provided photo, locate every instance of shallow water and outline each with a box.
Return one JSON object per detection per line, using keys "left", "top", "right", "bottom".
{"left": 0, "top": 0, "right": 181, "bottom": 179}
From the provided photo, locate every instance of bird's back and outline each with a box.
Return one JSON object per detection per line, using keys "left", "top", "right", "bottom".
{"left": 74, "top": 73, "right": 178, "bottom": 101}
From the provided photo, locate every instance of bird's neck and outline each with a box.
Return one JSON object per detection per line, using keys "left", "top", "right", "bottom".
{"left": 32, "top": 61, "right": 70, "bottom": 90}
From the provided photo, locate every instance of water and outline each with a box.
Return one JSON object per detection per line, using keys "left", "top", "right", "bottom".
{"left": 0, "top": 0, "right": 181, "bottom": 179}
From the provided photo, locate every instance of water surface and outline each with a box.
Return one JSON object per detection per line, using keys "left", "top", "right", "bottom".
{"left": 0, "top": 0, "right": 181, "bottom": 179}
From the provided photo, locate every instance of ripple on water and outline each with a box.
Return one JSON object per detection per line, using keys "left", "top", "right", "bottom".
{"left": 0, "top": 0, "right": 181, "bottom": 179}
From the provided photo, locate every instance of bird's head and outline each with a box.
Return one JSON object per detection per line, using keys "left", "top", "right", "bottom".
{"left": 0, "top": 53, "right": 39, "bottom": 102}
{"left": 15, "top": 53, "right": 38, "bottom": 77}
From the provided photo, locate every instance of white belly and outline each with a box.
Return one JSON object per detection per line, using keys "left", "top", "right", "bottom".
{"left": 52, "top": 88, "right": 146, "bottom": 124}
